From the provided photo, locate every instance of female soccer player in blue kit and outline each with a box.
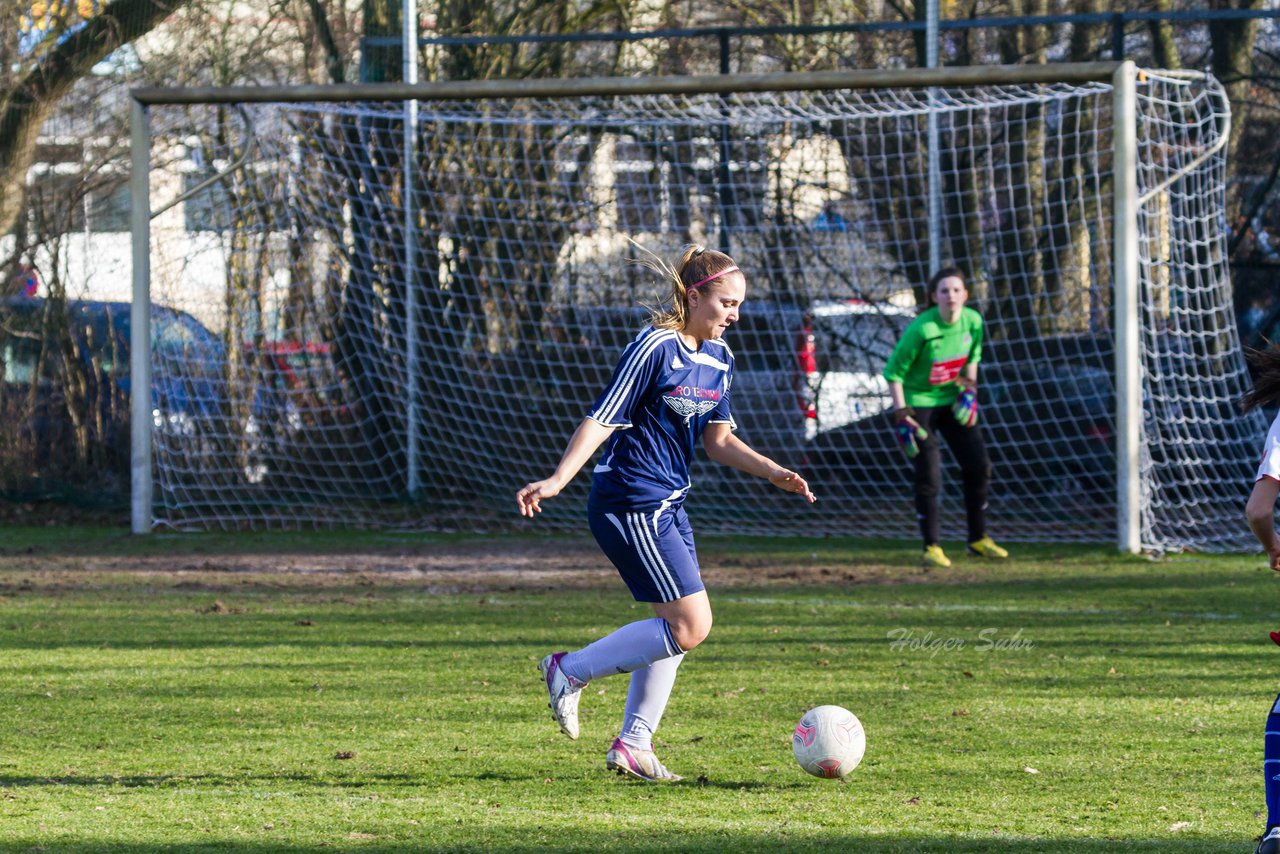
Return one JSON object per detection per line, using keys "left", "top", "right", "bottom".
{"left": 516, "top": 245, "right": 816, "bottom": 782}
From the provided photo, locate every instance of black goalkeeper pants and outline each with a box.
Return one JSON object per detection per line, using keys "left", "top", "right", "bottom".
{"left": 910, "top": 404, "right": 991, "bottom": 548}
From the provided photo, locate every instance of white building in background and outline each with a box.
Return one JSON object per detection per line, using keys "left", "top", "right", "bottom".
{"left": 17, "top": 118, "right": 898, "bottom": 339}
{"left": 15, "top": 128, "right": 235, "bottom": 333}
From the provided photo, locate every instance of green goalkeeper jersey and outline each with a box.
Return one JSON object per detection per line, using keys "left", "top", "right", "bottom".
{"left": 883, "top": 306, "right": 983, "bottom": 408}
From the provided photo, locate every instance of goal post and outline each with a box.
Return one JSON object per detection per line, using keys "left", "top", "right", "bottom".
{"left": 128, "top": 63, "right": 1257, "bottom": 552}
{"left": 130, "top": 96, "right": 152, "bottom": 536}
{"left": 1113, "top": 61, "right": 1141, "bottom": 555}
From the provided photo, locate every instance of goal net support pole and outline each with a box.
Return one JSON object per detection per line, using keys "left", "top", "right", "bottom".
{"left": 1113, "top": 61, "right": 1141, "bottom": 554}
{"left": 130, "top": 98, "right": 152, "bottom": 535}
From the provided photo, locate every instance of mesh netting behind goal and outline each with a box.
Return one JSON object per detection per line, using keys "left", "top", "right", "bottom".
{"left": 139, "top": 70, "right": 1262, "bottom": 549}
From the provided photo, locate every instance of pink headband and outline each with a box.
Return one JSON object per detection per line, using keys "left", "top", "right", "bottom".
{"left": 688, "top": 264, "right": 739, "bottom": 290}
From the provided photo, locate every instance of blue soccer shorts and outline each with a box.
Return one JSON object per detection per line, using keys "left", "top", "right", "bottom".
{"left": 587, "top": 503, "right": 704, "bottom": 604}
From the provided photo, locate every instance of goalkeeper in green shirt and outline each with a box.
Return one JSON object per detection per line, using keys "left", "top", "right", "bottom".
{"left": 883, "top": 267, "right": 1008, "bottom": 568}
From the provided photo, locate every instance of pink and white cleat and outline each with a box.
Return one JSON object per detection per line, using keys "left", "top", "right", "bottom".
{"left": 538, "top": 652, "right": 585, "bottom": 740}
{"left": 605, "top": 738, "right": 682, "bottom": 782}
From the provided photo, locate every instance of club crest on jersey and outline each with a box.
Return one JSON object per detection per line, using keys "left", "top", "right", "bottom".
{"left": 663, "top": 394, "right": 719, "bottom": 425}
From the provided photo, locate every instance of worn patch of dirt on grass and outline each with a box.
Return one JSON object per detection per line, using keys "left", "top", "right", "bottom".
{"left": 0, "top": 535, "right": 968, "bottom": 595}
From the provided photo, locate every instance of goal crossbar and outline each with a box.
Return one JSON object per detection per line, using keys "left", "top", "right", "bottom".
{"left": 131, "top": 62, "right": 1124, "bottom": 106}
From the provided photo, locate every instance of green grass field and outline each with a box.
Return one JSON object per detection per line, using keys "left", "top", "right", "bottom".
{"left": 0, "top": 527, "right": 1276, "bottom": 852}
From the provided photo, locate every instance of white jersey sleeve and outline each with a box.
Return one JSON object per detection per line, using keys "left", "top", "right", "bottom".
{"left": 1256, "top": 409, "right": 1280, "bottom": 482}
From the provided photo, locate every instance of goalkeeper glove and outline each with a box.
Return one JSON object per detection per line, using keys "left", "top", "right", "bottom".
{"left": 952, "top": 387, "right": 978, "bottom": 427}
{"left": 893, "top": 407, "right": 928, "bottom": 459}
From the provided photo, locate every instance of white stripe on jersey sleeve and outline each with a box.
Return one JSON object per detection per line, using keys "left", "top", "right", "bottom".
{"left": 703, "top": 339, "right": 735, "bottom": 428}
{"left": 686, "top": 350, "right": 730, "bottom": 371}
{"left": 693, "top": 338, "right": 733, "bottom": 371}
{"left": 591, "top": 328, "right": 676, "bottom": 425}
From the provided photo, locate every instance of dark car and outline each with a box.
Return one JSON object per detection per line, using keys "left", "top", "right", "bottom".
{"left": 0, "top": 296, "right": 225, "bottom": 491}
{"left": 1, "top": 297, "right": 356, "bottom": 493}
{"left": 238, "top": 339, "right": 352, "bottom": 484}
{"left": 981, "top": 359, "right": 1115, "bottom": 503}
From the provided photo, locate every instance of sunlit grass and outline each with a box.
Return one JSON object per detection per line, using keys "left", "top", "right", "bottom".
{"left": 0, "top": 529, "right": 1273, "bottom": 851}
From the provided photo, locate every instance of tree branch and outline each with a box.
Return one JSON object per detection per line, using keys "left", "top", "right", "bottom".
{"left": 305, "top": 0, "right": 347, "bottom": 84}
{"left": 0, "top": 0, "right": 191, "bottom": 237}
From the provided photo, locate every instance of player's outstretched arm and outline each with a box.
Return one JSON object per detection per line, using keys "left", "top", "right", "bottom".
{"left": 1246, "top": 476, "right": 1280, "bottom": 571}
{"left": 701, "top": 422, "right": 816, "bottom": 503}
{"left": 517, "top": 418, "right": 617, "bottom": 518}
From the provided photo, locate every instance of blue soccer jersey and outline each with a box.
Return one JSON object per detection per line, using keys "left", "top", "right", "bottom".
{"left": 587, "top": 326, "right": 735, "bottom": 511}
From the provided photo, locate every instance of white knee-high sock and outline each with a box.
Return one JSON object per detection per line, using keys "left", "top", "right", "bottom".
{"left": 560, "top": 618, "right": 682, "bottom": 684}
{"left": 619, "top": 653, "right": 684, "bottom": 751}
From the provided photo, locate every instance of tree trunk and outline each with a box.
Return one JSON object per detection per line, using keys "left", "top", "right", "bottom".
{"left": 1209, "top": 0, "right": 1261, "bottom": 199}
{"left": 1148, "top": 0, "right": 1182, "bottom": 70}
{"left": 990, "top": 0, "right": 1049, "bottom": 340}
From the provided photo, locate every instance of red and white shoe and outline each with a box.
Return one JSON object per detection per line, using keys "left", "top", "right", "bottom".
{"left": 538, "top": 652, "right": 585, "bottom": 740}
{"left": 605, "top": 738, "right": 682, "bottom": 782}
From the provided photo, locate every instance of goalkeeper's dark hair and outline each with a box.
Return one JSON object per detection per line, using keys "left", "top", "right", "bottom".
{"left": 629, "top": 241, "right": 739, "bottom": 331}
{"left": 925, "top": 266, "right": 967, "bottom": 309}
{"left": 1241, "top": 343, "right": 1280, "bottom": 411}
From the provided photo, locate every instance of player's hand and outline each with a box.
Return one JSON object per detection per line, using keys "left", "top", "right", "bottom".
{"left": 952, "top": 387, "right": 978, "bottom": 427}
{"left": 892, "top": 408, "right": 927, "bottom": 459}
{"left": 517, "top": 478, "right": 562, "bottom": 517}
{"left": 770, "top": 468, "right": 816, "bottom": 503}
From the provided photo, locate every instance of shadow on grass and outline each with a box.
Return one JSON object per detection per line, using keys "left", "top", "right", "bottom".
{"left": 0, "top": 834, "right": 1254, "bottom": 853}
{"left": 0, "top": 773, "right": 423, "bottom": 789}
{"left": 0, "top": 772, "right": 821, "bottom": 797}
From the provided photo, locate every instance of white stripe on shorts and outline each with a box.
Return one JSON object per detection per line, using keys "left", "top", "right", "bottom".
{"left": 604, "top": 512, "right": 627, "bottom": 542}
{"left": 643, "top": 506, "right": 683, "bottom": 601}
{"left": 627, "top": 512, "right": 676, "bottom": 602}
{"left": 627, "top": 511, "right": 678, "bottom": 602}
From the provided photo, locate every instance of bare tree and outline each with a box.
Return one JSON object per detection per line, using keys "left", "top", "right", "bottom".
{"left": 1209, "top": 0, "right": 1263, "bottom": 184}
{"left": 1148, "top": 0, "right": 1181, "bottom": 71}
{"left": 0, "top": 0, "right": 190, "bottom": 246}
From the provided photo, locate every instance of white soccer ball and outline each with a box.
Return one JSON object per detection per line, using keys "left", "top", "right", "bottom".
{"left": 792, "top": 704, "right": 866, "bottom": 779}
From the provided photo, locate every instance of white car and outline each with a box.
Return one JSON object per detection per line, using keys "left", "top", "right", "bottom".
{"left": 727, "top": 299, "right": 916, "bottom": 451}
{"left": 799, "top": 300, "right": 915, "bottom": 437}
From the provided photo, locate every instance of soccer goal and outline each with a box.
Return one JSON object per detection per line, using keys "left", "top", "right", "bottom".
{"left": 129, "top": 62, "right": 1259, "bottom": 552}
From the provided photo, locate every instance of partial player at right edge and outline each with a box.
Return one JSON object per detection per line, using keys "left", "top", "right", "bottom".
{"left": 1241, "top": 344, "right": 1280, "bottom": 854}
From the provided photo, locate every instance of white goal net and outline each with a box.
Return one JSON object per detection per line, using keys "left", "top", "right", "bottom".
{"left": 135, "top": 67, "right": 1261, "bottom": 550}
